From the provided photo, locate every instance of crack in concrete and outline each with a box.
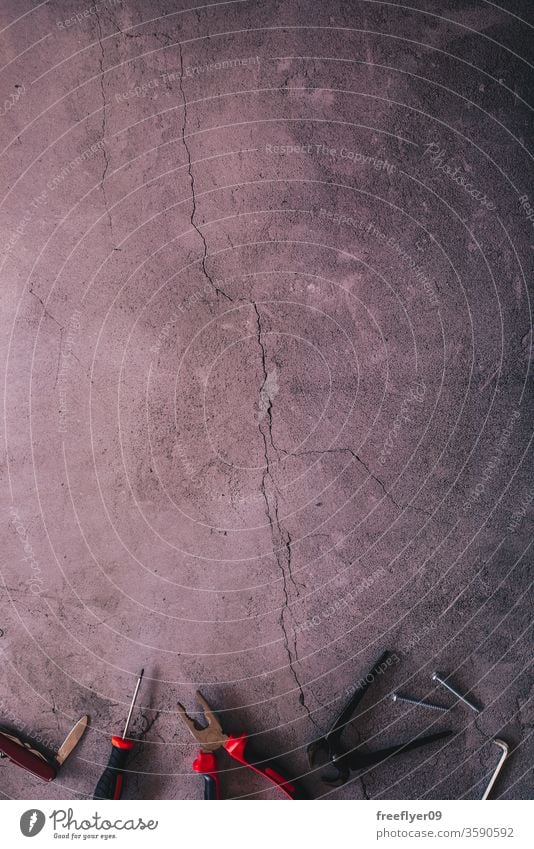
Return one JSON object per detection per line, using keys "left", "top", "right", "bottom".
{"left": 27, "top": 291, "right": 92, "bottom": 388}
{"left": 473, "top": 713, "right": 493, "bottom": 742}
{"left": 254, "top": 304, "right": 279, "bottom": 456}
{"left": 95, "top": 9, "right": 113, "bottom": 238}
{"left": 54, "top": 327, "right": 64, "bottom": 389}
{"left": 253, "top": 304, "right": 320, "bottom": 732}
{"left": 286, "top": 446, "right": 436, "bottom": 519}
{"left": 360, "top": 772, "right": 371, "bottom": 799}
{"left": 138, "top": 709, "right": 161, "bottom": 741}
{"left": 177, "top": 42, "right": 232, "bottom": 303}
{"left": 28, "top": 289, "right": 63, "bottom": 330}
{"left": 515, "top": 688, "right": 533, "bottom": 732}
{"left": 99, "top": 7, "right": 145, "bottom": 39}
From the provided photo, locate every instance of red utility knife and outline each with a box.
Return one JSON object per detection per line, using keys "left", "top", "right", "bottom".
{"left": 0, "top": 715, "right": 88, "bottom": 781}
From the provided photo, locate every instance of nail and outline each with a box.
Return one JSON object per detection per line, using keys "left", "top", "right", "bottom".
{"left": 431, "top": 672, "right": 482, "bottom": 713}
{"left": 391, "top": 692, "right": 450, "bottom": 713}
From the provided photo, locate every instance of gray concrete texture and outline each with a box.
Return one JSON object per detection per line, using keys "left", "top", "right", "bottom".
{"left": 0, "top": 0, "right": 532, "bottom": 800}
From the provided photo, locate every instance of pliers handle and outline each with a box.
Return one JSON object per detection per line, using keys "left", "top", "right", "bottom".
{"left": 178, "top": 692, "right": 307, "bottom": 799}
{"left": 224, "top": 734, "right": 305, "bottom": 799}
{"left": 192, "top": 735, "right": 305, "bottom": 800}
{"left": 193, "top": 751, "right": 220, "bottom": 799}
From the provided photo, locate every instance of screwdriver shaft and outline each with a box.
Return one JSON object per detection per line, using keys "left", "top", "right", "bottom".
{"left": 123, "top": 669, "right": 144, "bottom": 739}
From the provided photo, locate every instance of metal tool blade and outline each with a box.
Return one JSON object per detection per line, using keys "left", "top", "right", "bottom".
{"left": 55, "top": 715, "right": 89, "bottom": 766}
{"left": 123, "top": 669, "right": 144, "bottom": 740}
{"left": 176, "top": 692, "right": 228, "bottom": 753}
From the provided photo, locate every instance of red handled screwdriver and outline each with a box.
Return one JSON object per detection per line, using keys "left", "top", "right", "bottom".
{"left": 93, "top": 669, "right": 144, "bottom": 800}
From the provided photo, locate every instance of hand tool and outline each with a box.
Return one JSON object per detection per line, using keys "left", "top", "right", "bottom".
{"left": 308, "top": 651, "right": 452, "bottom": 787}
{"left": 482, "top": 738, "right": 509, "bottom": 800}
{"left": 0, "top": 715, "right": 88, "bottom": 781}
{"left": 177, "top": 690, "right": 306, "bottom": 799}
{"left": 431, "top": 671, "right": 482, "bottom": 713}
{"left": 392, "top": 692, "right": 450, "bottom": 713}
{"left": 93, "top": 669, "right": 144, "bottom": 800}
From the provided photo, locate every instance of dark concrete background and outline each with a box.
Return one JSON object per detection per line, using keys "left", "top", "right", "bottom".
{"left": 0, "top": 0, "right": 532, "bottom": 800}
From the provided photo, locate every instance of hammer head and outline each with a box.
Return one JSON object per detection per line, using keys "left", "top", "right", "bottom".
{"left": 176, "top": 691, "right": 228, "bottom": 754}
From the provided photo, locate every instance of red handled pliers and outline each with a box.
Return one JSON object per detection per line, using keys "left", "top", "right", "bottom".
{"left": 177, "top": 691, "right": 306, "bottom": 799}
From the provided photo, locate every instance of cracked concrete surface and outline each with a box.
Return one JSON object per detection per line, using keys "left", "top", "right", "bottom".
{"left": 254, "top": 300, "right": 316, "bottom": 728}
{"left": 178, "top": 39, "right": 233, "bottom": 303}
{"left": 0, "top": 0, "right": 533, "bottom": 800}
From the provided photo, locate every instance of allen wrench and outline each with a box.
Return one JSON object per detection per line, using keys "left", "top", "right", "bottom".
{"left": 482, "top": 738, "right": 509, "bottom": 800}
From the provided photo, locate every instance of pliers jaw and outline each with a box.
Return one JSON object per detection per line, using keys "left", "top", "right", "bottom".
{"left": 177, "top": 691, "right": 307, "bottom": 799}
{"left": 176, "top": 691, "right": 228, "bottom": 754}
{"left": 307, "top": 651, "right": 394, "bottom": 786}
{"left": 307, "top": 651, "right": 452, "bottom": 788}
{"left": 307, "top": 738, "right": 351, "bottom": 786}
